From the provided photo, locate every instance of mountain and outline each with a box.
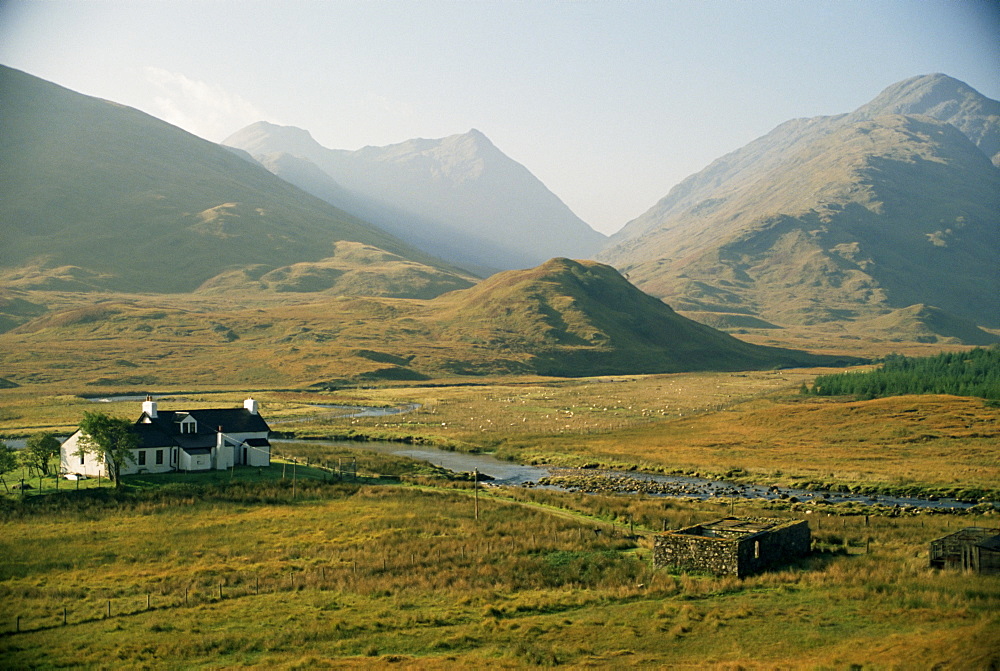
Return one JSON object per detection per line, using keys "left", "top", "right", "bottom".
{"left": 224, "top": 123, "right": 607, "bottom": 274}
{"left": 0, "top": 65, "right": 471, "bottom": 296}
{"left": 599, "top": 74, "right": 1000, "bottom": 329}
{"left": 428, "top": 258, "right": 853, "bottom": 377}
{"left": 850, "top": 73, "right": 1000, "bottom": 166}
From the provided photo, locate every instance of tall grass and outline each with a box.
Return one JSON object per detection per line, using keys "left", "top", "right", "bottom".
{"left": 1, "top": 474, "right": 997, "bottom": 668}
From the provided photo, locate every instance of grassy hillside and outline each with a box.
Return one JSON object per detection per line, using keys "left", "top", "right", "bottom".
{"left": 430, "top": 258, "right": 854, "bottom": 377}
{"left": 0, "top": 259, "right": 858, "bottom": 389}
{"left": 600, "top": 74, "right": 1000, "bottom": 332}
{"left": 610, "top": 115, "right": 1000, "bottom": 329}
{"left": 0, "top": 66, "right": 466, "bottom": 294}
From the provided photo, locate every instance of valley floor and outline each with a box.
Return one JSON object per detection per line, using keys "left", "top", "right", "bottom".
{"left": 1, "top": 478, "right": 998, "bottom": 669}
{"left": 1, "top": 368, "right": 998, "bottom": 667}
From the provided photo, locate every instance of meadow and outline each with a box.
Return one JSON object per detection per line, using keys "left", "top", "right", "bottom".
{"left": 1, "top": 365, "right": 998, "bottom": 667}
{"left": 1, "top": 464, "right": 997, "bottom": 669}
{"left": 3, "top": 367, "right": 998, "bottom": 500}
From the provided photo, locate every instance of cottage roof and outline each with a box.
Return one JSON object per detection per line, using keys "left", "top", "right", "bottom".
{"left": 134, "top": 407, "right": 270, "bottom": 450}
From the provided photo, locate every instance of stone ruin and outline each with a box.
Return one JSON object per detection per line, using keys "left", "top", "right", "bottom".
{"left": 653, "top": 516, "right": 811, "bottom": 577}
{"left": 929, "top": 527, "right": 1000, "bottom": 575}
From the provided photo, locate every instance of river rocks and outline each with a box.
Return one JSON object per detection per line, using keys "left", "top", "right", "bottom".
{"left": 537, "top": 470, "right": 727, "bottom": 499}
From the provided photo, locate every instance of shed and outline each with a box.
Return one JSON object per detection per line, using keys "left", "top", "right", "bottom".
{"left": 653, "top": 516, "right": 811, "bottom": 577}
{"left": 929, "top": 527, "right": 1000, "bottom": 575}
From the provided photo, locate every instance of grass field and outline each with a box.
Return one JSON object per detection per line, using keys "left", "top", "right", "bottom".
{"left": 1, "top": 470, "right": 997, "bottom": 669}
{"left": 1, "top": 365, "right": 998, "bottom": 667}
{"left": 233, "top": 373, "right": 1000, "bottom": 500}
{"left": 3, "top": 368, "right": 998, "bottom": 499}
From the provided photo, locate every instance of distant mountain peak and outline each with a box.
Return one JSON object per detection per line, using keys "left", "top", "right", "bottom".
{"left": 599, "top": 72, "right": 1000, "bottom": 330}
{"left": 223, "top": 121, "right": 322, "bottom": 158}
{"left": 851, "top": 73, "right": 1000, "bottom": 165}
{"left": 224, "top": 123, "right": 605, "bottom": 272}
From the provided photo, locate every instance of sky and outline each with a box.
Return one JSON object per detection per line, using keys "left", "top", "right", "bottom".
{"left": 1, "top": 0, "right": 998, "bottom": 235}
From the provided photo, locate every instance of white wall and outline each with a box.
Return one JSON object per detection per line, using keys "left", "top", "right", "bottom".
{"left": 59, "top": 431, "right": 106, "bottom": 478}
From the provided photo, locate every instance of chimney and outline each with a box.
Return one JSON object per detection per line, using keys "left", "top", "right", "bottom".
{"left": 244, "top": 397, "right": 258, "bottom": 415}
{"left": 142, "top": 395, "right": 158, "bottom": 419}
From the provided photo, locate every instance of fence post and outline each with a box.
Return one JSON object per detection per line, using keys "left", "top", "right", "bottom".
{"left": 16, "top": 615, "right": 20, "bottom": 632}
{"left": 107, "top": 600, "right": 111, "bottom": 618}
{"left": 146, "top": 594, "right": 150, "bottom": 610}
{"left": 64, "top": 607, "right": 67, "bottom": 625}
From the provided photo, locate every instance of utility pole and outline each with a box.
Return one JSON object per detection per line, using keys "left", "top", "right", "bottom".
{"left": 474, "top": 469, "right": 479, "bottom": 521}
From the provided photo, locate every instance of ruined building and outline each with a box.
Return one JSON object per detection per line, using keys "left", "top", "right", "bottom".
{"left": 653, "top": 517, "right": 811, "bottom": 577}
{"left": 929, "top": 527, "right": 1000, "bottom": 575}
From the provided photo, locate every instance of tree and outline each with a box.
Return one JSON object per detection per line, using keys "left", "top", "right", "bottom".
{"left": 0, "top": 442, "right": 18, "bottom": 493}
{"left": 76, "top": 412, "right": 139, "bottom": 489}
{"left": 20, "top": 433, "right": 61, "bottom": 477}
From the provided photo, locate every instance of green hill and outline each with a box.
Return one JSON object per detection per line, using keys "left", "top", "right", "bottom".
{"left": 430, "top": 258, "right": 854, "bottom": 377}
{"left": 0, "top": 66, "right": 468, "bottom": 295}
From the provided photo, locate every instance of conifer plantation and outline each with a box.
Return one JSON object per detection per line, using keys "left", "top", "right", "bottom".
{"left": 808, "top": 347, "right": 1000, "bottom": 400}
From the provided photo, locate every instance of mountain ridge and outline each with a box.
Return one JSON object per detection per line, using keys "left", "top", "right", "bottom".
{"left": 0, "top": 65, "right": 469, "bottom": 295}
{"left": 599, "top": 74, "right": 1000, "bottom": 332}
{"left": 224, "top": 123, "right": 607, "bottom": 273}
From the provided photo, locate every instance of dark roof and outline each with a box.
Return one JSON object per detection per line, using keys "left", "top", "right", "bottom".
{"left": 244, "top": 438, "right": 271, "bottom": 447}
{"left": 133, "top": 407, "right": 269, "bottom": 450}
{"left": 181, "top": 447, "right": 212, "bottom": 455}
{"left": 978, "top": 535, "right": 1000, "bottom": 551}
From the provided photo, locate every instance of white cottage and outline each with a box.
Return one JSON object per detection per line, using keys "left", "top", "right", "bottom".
{"left": 60, "top": 397, "right": 271, "bottom": 477}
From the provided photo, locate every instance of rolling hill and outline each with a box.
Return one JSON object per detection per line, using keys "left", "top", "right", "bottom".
{"left": 224, "top": 123, "right": 607, "bottom": 274}
{"left": 599, "top": 74, "right": 1000, "bottom": 333}
{"left": 0, "top": 258, "right": 857, "bottom": 388}
{"left": 0, "top": 65, "right": 471, "bottom": 296}
{"left": 428, "top": 258, "right": 855, "bottom": 377}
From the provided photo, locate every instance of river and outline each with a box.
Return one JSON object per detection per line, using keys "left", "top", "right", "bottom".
{"left": 76, "top": 396, "right": 993, "bottom": 511}
{"left": 273, "top": 438, "right": 990, "bottom": 511}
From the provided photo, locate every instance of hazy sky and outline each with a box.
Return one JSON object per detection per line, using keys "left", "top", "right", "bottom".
{"left": 1, "top": 0, "right": 997, "bottom": 234}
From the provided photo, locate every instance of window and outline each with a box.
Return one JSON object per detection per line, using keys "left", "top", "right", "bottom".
{"left": 138, "top": 451, "right": 146, "bottom": 466}
{"left": 155, "top": 449, "right": 164, "bottom": 465}
{"left": 80, "top": 453, "right": 85, "bottom": 465}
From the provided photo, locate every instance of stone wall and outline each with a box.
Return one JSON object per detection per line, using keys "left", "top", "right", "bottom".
{"left": 734, "top": 519, "right": 811, "bottom": 577}
{"left": 653, "top": 517, "right": 811, "bottom": 577}
{"left": 653, "top": 533, "right": 741, "bottom": 576}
